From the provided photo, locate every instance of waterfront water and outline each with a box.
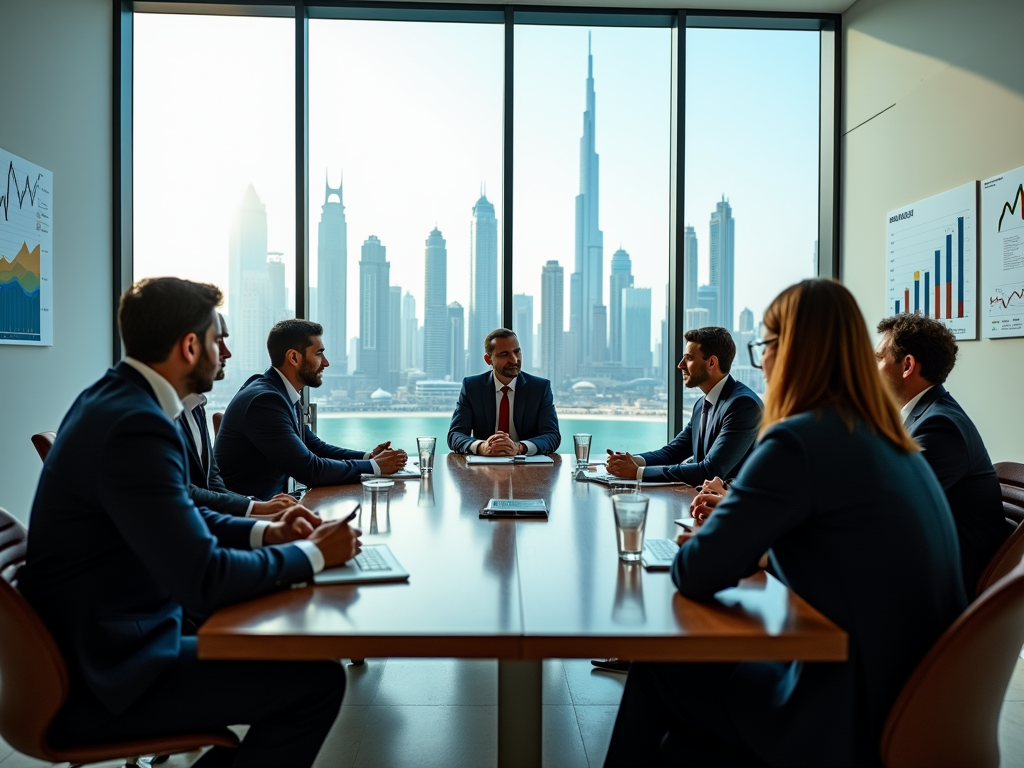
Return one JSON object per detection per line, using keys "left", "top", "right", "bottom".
{"left": 316, "top": 413, "right": 669, "bottom": 456}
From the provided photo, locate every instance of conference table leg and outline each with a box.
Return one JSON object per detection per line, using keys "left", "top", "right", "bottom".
{"left": 497, "top": 659, "right": 542, "bottom": 768}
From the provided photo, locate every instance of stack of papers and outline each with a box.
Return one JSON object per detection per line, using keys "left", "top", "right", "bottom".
{"left": 466, "top": 455, "right": 555, "bottom": 465}
{"left": 361, "top": 469, "right": 422, "bottom": 480}
{"left": 479, "top": 498, "right": 549, "bottom": 519}
{"left": 577, "top": 469, "right": 690, "bottom": 488}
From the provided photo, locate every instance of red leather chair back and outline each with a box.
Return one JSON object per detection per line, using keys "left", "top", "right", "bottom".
{"left": 30, "top": 432, "right": 56, "bottom": 463}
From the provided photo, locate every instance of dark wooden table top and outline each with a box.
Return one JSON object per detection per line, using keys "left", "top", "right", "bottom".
{"left": 198, "top": 454, "right": 847, "bottom": 662}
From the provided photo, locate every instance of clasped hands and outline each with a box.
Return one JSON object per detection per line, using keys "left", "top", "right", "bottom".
{"left": 478, "top": 432, "right": 526, "bottom": 456}
{"left": 369, "top": 440, "right": 408, "bottom": 475}
{"left": 676, "top": 476, "right": 728, "bottom": 546}
{"left": 262, "top": 503, "right": 363, "bottom": 568}
{"left": 605, "top": 449, "right": 641, "bottom": 479}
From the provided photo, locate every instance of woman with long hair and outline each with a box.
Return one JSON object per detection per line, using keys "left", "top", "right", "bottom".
{"left": 605, "top": 279, "right": 966, "bottom": 768}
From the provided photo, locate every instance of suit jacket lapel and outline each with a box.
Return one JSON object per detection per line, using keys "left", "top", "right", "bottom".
{"left": 512, "top": 373, "right": 527, "bottom": 434}
{"left": 178, "top": 414, "right": 204, "bottom": 476}
{"left": 905, "top": 384, "right": 946, "bottom": 428}
{"left": 195, "top": 407, "right": 212, "bottom": 475}
{"left": 483, "top": 373, "right": 497, "bottom": 434}
{"left": 264, "top": 367, "right": 304, "bottom": 439}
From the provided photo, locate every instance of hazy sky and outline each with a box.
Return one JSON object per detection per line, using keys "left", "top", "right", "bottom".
{"left": 133, "top": 13, "right": 819, "bottom": 364}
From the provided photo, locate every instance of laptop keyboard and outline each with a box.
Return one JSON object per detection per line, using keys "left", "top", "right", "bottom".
{"left": 644, "top": 538, "right": 679, "bottom": 561}
{"left": 354, "top": 548, "right": 392, "bottom": 572}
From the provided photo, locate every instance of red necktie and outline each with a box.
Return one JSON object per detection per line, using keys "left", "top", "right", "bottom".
{"left": 497, "top": 386, "right": 510, "bottom": 435}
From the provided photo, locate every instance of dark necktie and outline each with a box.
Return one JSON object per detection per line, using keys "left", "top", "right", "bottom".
{"left": 697, "top": 398, "right": 713, "bottom": 462}
{"left": 193, "top": 405, "right": 208, "bottom": 472}
{"left": 497, "top": 386, "right": 510, "bottom": 435}
{"left": 294, "top": 401, "right": 304, "bottom": 442}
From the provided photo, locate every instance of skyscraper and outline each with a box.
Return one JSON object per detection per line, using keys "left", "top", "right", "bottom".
{"left": 608, "top": 248, "right": 633, "bottom": 363}
{"left": 570, "top": 34, "right": 605, "bottom": 367}
{"left": 317, "top": 173, "right": 348, "bottom": 373}
{"left": 469, "top": 193, "right": 498, "bottom": 371}
{"left": 447, "top": 302, "right": 465, "bottom": 382}
{"left": 683, "top": 226, "right": 698, "bottom": 313}
{"left": 512, "top": 293, "right": 533, "bottom": 366}
{"left": 228, "top": 184, "right": 273, "bottom": 380}
{"left": 739, "top": 307, "right": 754, "bottom": 334}
{"left": 697, "top": 284, "right": 719, "bottom": 329}
{"left": 423, "top": 227, "right": 448, "bottom": 380}
{"left": 541, "top": 261, "right": 564, "bottom": 387}
{"left": 389, "top": 285, "right": 403, "bottom": 379}
{"left": 622, "top": 286, "right": 652, "bottom": 372}
{"left": 358, "top": 235, "right": 392, "bottom": 390}
{"left": 709, "top": 196, "right": 735, "bottom": 331}
{"left": 401, "top": 291, "right": 418, "bottom": 371}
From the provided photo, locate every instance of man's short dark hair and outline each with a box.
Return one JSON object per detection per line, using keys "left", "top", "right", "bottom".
{"left": 118, "top": 278, "right": 222, "bottom": 364}
{"left": 268, "top": 319, "right": 323, "bottom": 367}
{"left": 683, "top": 326, "right": 736, "bottom": 373}
{"left": 877, "top": 314, "right": 958, "bottom": 384}
{"left": 484, "top": 328, "right": 518, "bottom": 356}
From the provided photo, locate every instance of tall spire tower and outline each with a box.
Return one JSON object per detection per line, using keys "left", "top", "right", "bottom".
{"left": 317, "top": 171, "right": 348, "bottom": 374}
{"left": 570, "top": 33, "right": 605, "bottom": 366}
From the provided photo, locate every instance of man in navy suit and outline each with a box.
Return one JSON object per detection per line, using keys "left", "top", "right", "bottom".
{"left": 19, "top": 278, "right": 362, "bottom": 767}
{"left": 876, "top": 313, "right": 1009, "bottom": 595}
{"left": 180, "top": 314, "right": 295, "bottom": 518}
{"left": 447, "top": 328, "right": 561, "bottom": 455}
{"left": 606, "top": 326, "right": 762, "bottom": 484}
{"left": 216, "top": 319, "right": 407, "bottom": 500}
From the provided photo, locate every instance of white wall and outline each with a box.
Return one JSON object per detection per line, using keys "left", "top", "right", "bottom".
{"left": 842, "top": 0, "right": 1024, "bottom": 464}
{"left": 0, "top": 0, "right": 112, "bottom": 523}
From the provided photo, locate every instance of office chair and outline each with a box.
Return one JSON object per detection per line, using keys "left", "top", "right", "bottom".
{"left": 0, "top": 507, "right": 239, "bottom": 767}
{"left": 881, "top": 555, "right": 1024, "bottom": 768}
{"left": 212, "top": 411, "right": 223, "bottom": 438}
{"left": 30, "top": 432, "right": 56, "bottom": 463}
{"left": 977, "top": 522, "right": 1024, "bottom": 597}
{"left": 996, "top": 462, "right": 1024, "bottom": 524}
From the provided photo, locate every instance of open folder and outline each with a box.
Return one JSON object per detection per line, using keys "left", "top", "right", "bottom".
{"left": 466, "top": 455, "right": 554, "bottom": 465}
{"left": 479, "top": 498, "right": 549, "bottom": 519}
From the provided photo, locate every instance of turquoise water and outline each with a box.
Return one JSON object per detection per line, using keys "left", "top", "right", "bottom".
{"left": 316, "top": 414, "right": 669, "bottom": 456}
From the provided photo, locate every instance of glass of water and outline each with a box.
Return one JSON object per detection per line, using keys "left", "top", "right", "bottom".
{"left": 611, "top": 493, "right": 649, "bottom": 562}
{"left": 573, "top": 433, "right": 592, "bottom": 469}
{"left": 416, "top": 436, "right": 436, "bottom": 474}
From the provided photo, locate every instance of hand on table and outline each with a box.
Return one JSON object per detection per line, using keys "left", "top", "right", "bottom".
{"left": 605, "top": 450, "right": 640, "bottom": 479}
{"left": 480, "top": 432, "right": 517, "bottom": 456}
{"left": 375, "top": 449, "right": 408, "bottom": 475}
{"left": 251, "top": 493, "right": 305, "bottom": 521}
{"left": 309, "top": 518, "right": 363, "bottom": 567}
{"left": 370, "top": 441, "right": 392, "bottom": 458}
{"left": 263, "top": 505, "right": 323, "bottom": 545}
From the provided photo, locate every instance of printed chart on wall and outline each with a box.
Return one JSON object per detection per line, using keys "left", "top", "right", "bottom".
{"left": 981, "top": 164, "right": 1024, "bottom": 339}
{"left": 886, "top": 181, "right": 977, "bottom": 340}
{"left": 0, "top": 147, "right": 52, "bottom": 346}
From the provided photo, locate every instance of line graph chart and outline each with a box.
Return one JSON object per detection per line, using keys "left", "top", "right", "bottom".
{"left": 983, "top": 165, "right": 1024, "bottom": 338}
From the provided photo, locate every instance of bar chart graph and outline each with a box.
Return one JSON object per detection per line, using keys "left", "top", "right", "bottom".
{"left": 886, "top": 181, "right": 977, "bottom": 340}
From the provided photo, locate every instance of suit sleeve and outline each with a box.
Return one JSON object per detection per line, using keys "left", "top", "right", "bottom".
{"left": 913, "top": 414, "right": 970, "bottom": 491}
{"left": 447, "top": 381, "right": 477, "bottom": 454}
{"left": 97, "top": 410, "right": 313, "bottom": 616}
{"left": 528, "top": 382, "right": 561, "bottom": 454}
{"left": 639, "top": 422, "right": 694, "bottom": 467}
{"left": 671, "top": 424, "right": 812, "bottom": 599}
{"left": 188, "top": 484, "right": 251, "bottom": 517}
{"left": 244, "top": 393, "right": 372, "bottom": 487}
{"left": 304, "top": 427, "right": 368, "bottom": 461}
{"left": 206, "top": 444, "right": 230, "bottom": 493}
{"left": 642, "top": 396, "right": 761, "bottom": 484}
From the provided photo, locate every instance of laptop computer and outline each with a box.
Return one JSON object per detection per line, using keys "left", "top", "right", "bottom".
{"left": 313, "top": 544, "right": 410, "bottom": 585}
{"left": 640, "top": 538, "right": 680, "bottom": 571}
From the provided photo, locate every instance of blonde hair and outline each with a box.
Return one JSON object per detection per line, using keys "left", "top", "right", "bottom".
{"left": 760, "top": 279, "right": 916, "bottom": 452}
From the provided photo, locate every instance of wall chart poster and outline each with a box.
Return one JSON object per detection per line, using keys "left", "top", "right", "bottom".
{"left": 981, "top": 164, "right": 1024, "bottom": 339}
{"left": 885, "top": 181, "right": 978, "bottom": 340}
{"left": 0, "top": 147, "right": 52, "bottom": 346}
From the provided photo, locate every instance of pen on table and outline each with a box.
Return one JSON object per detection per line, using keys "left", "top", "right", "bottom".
{"left": 342, "top": 505, "right": 360, "bottom": 524}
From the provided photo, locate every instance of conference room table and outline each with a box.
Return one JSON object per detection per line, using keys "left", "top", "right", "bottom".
{"left": 198, "top": 453, "right": 847, "bottom": 767}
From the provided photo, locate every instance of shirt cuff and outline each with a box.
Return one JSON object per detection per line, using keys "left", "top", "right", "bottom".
{"left": 250, "top": 520, "right": 270, "bottom": 549}
{"left": 363, "top": 450, "right": 372, "bottom": 459}
{"left": 470, "top": 440, "right": 483, "bottom": 455}
{"left": 635, "top": 456, "right": 646, "bottom": 466}
{"left": 369, "top": 459, "right": 381, "bottom": 476}
{"left": 522, "top": 440, "right": 538, "bottom": 456}
{"left": 636, "top": 466, "right": 645, "bottom": 481}
{"left": 245, "top": 500, "right": 255, "bottom": 518}
{"left": 292, "top": 539, "right": 325, "bottom": 574}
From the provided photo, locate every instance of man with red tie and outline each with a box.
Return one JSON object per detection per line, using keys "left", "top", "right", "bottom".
{"left": 447, "top": 328, "right": 562, "bottom": 456}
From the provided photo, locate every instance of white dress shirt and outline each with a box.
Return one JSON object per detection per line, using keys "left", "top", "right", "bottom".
{"left": 470, "top": 375, "right": 538, "bottom": 456}
{"left": 900, "top": 385, "right": 934, "bottom": 424}
{"left": 123, "top": 358, "right": 321, "bottom": 571}
{"left": 273, "top": 367, "right": 380, "bottom": 475}
{"left": 635, "top": 374, "right": 731, "bottom": 480}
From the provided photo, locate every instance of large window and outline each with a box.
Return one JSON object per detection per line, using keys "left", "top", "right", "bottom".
{"left": 133, "top": 13, "right": 295, "bottom": 409}
{"left": 514, "top": 24, "right": 672, "bottom": 453}
{"left": 124, "top": 7, "right": 837, "bottom": 448}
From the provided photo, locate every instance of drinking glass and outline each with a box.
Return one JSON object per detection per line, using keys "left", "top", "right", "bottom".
{"left": 361, "top": 478, "right": 394, "bottom": 521}
{"left": 416, "top": 437, "right": 436, "bottom": 473}
{"left": 573, "top": 433, "right": 592, "bottom": 469}
{"left": 612, "top": 493, "right": 649, "bottom": 562}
